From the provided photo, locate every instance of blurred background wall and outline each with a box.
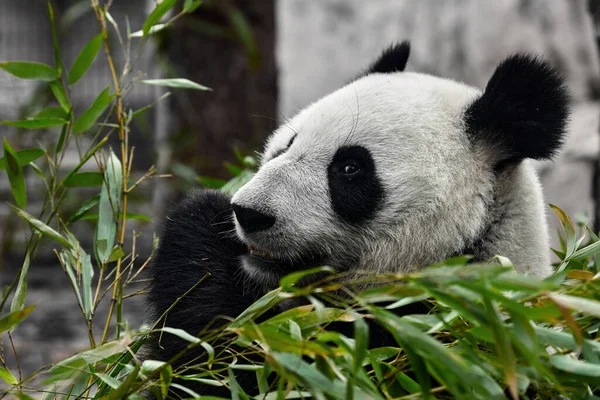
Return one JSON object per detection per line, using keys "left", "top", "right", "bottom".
{"left": 0, "top": 0, "right": 599, "bottom": 378}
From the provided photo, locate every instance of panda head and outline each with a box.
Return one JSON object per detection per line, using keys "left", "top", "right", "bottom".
{"left": 231, "top": 41, "right": 570, "bottom": 286}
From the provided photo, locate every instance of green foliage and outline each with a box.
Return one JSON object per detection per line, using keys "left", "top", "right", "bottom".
{"left": 3, "top": 138, "right": 27, "bottom": 208}
{"left": 72, "top": 86, "right": 114, "bottom": 134}
{"left": 139, "top": 78, "right": 211, "bottom": 91}
{"left": 1, "top": 2, "right": 600, "bottom": 400}
{"left": 0, "top": 61, "right": 58, "bottom": 81}
{"left": 68, "top": 33, "right": 103, "bottom": 85}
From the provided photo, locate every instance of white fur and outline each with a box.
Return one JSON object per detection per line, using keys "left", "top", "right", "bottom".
{"left": 232, "top": 71, "right": 553, "bottom": 280}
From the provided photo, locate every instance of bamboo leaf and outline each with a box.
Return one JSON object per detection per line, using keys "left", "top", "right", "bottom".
{"left": 47, "top": 1, "right": 62, "bottom": 75}
{"left": 50, "top": 80, "right": 70, "bottom": 112}
{"left": 12, "top": 207, "right": 73, "bottom": 249}
{"left": 94, "top": 150, "right": 122, "bottom": 264}
{"left": 101, "top": 364, "right": 140, "bottom": 400}
{"left": 549, "top": 355, "right": 600, "bottom": 377}
{"left": 549, "top": 293, "right": 600, "bottom": 318}
{"left": 63, "top": 171, "right": 104, "bottom": 187}
{"left": 33, "top": 107, "right": 68, "bottom": 120}
{"left": 0, "top": 305, "right": 35, "bottom": 333}
{"left": 81, "top": 252, "right": 94, "bottom": 319}
{"left": 129, "top": 23, "right": 171, "bottom": 38}
{"left": 160, "top": 327, "right": 200, "bottom": 344}
{"left": 72, "top": 86, "right": 114, "bottom": 134}
{"left": 550, "top": 204, "right": 577, "bottom": 257}
{"left": 0, "top": 148, "right": 44, "bottom": 171}
{"left": 3, "top": 139, "right": 27, "bottom": 209}
{"left": 45, "top": 339, "right": 129, "bottom": 384}
{"left": 139, "top": 78, "right": 211, "bottom": 91}
{"left": 94, "top": 373, "right": 122, "bottom": 389}
{"left": 1, "top": 118, "right": 67, "bottom": 129}
{"left": 68, "top": 33, "right": 103, "bottom": 85}
{"left": 183, "top": 0, "right": 203, "bottom": 13}
{"left": 10, "top": 254, "right": 30, "bottom": 313}
{"left": 68, "top": 194, "right": 100, "bottom": 223}
{"left": 279, "top": 266, "right": 334, "bottom": 291}
{"left": 0, "top": 61, "right": 58, "bottom": 81}
{"left": 143, "top": 0, "right": 176, "bottom": 36}
{"left": 0, "top": 366, "right": 18, "bottom": 385}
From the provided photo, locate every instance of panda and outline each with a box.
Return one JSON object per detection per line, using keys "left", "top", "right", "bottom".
{"left": 146, "top": 41, "right": 570, "bottom": 395}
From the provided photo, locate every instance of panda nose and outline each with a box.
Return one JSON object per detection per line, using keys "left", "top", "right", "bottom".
{"left": 232, "top": 204, "right": 276, "bottom": 233}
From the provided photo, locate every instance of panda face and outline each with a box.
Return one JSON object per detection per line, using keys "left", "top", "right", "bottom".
{"left": 231, "top": 42, "right": 569, "bottom": 286}
{"left": 231, "top": 73, "right": 493, "bottom": 285}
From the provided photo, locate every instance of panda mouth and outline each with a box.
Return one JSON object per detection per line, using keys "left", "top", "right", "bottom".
{"left": 243, "top": 244, "right": 325, "bottom": 274}
{"left": 248, "top": 245, "right": 276, "bottom": 260}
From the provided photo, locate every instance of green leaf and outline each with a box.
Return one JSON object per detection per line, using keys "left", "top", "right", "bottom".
{"left": 139, "top": 78, "right": 211, "bottom": 91}
{"left": 47, "top": 1, "right": 62, "bottom": 75}
{"left": 0, "top": 366, "right": 18, "bottom": 385}
{"left": 108, "top": 245, "right": 125, "bottom": 262}
{"left": 45, "top": 339, "right": 129, "bottom": 384}
{"left": 95, "top": 373, "right": 122, "bottom": 389}
{"left": 143, "top": 0, "right": 176, "bottom": 36}
{"left": 0, "top": 61, "right": 58, "bottom": 81}
{"left": 50, "top": 81, "right": 70, "bottom": 112}
{"left": 160, "top": 364, "right": 173, "bottom": 399}
{"left": 33, "top": 107, "right": 68, "bottom": 119}
{"left": 68, "top": 33, "right": 103, "bottom": 85}
{"left": 183, "top": 0, "right": 202, "bottom": 13}
{"left": 12, "top": 207, "right": 73, "bottom": 249}
{"left": 1, "top": 118, "right": 67, "bottom": 129}
{"left": 81, "top": 252, "right": 94, "bottom": 319}
{"left": 549, "top": 355, "right": 600, "bottom": 377}
{"left": 80, "top": 212, "right": 151, "bottom": 222}
{"left": 353, "top": 315, "right": 369, "bottom": 373}
{"left": 3, "top": 139, "right": 27, "bottom": 209}
{"left": 63, "top": 171, "right": 104, "bottom": 187}
{"left": 160, "top": 327, "right": 200, "bottom": 344}
{"left": 279, "top": 266, "right": 334, "bottom": 291}
{"left": 570, "top": 239, "right": 600, "bottom": 260}
{"left": 0, "top": 148, "right": 44, "bottom": 171}
{"left": 72, "top": 86, "right": 114, "bottom": 134}
{"left": 102, "top": 364, "right": 140, "bottom": 400}
{"left": 94, "top": 150, "right": 122, "bottom": 264}
{"left": 550, "top": 204, "right": 577, "bottom": 257}
{"left": 10, "top": 254, "right": 30, "bottom": 313}
{"left": 129, "top": 23, "right": 171, "bottom": 38}
{"left": 56, "top": 123, "right": 68, "bottom": 154}
{"left": 0, "top": 305, "right": 35, "bottom": 333}
{"left": 549, "top": 293, "right": 600, "bottom": 318}
{"left": 68, "top": 194, "right": 100, "bottom": 223}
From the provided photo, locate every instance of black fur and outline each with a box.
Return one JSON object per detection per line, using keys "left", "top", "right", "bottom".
{"left": 146, "top": 190, "right": 262, "bottom": 396}
{"left": 366, "top": 41, "right": 411, "bottom": 74}
{"left": 465, "top": 54, "right": 570, "bottom": 166}
{"left": 328, "top": 146, "right": 384, "bottom": 224}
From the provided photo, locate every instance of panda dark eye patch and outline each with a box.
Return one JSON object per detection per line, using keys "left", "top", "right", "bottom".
{"left": 328, "top": 145, "right": 384, "bottom": 224}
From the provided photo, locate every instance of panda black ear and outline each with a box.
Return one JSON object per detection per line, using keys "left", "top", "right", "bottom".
{"left": 367, "top": 41, "right": 411, "bottom": 74}
{"left": 465, "top": 54, "right": 570, "bottom": 165}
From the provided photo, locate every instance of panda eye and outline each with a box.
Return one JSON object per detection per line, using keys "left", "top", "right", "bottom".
{"left": 340, "top": 161, "right": 360, "bottom": 176}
